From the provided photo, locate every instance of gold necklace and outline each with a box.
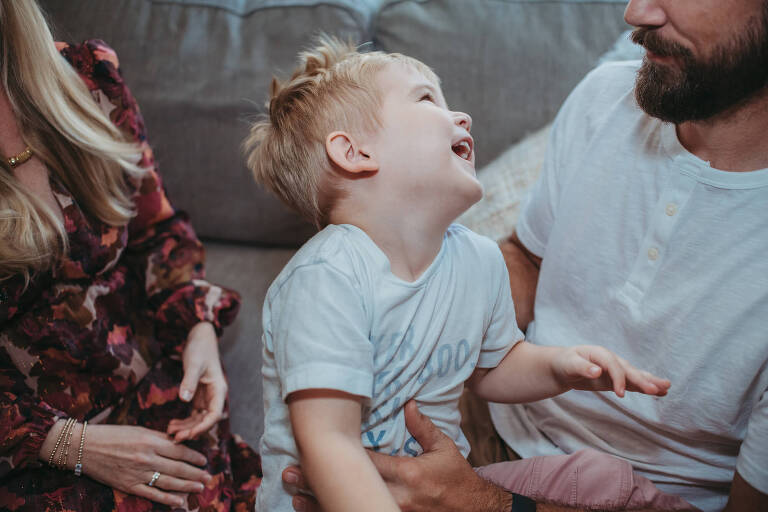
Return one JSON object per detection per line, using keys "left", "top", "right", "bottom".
{"left": 6, "top": 146, "right": 33, "bottom": 169}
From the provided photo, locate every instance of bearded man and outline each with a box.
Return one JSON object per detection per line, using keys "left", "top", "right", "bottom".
{"left": 487, "top": 0, "right": 768, "bottom": 510}
{"left": 284, "top": 1, "right": 768, "bottom": 510}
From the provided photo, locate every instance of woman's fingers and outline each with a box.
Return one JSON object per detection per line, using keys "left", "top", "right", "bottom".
{"left": 186, "top": 373, "right": 227, "bottom": 440}
{"left": 186, "top": 411, "right": 220, "bottom": 440}
{"left": 159, "top": 457, "right": 213, "bottom": 484}
{"left": 149, "top": 471, "right": 207, "bottom": 494}
{"left": 168, "top": 410, "right": 207, "bottom": 441}
{"left": 156, "top": 442, "right": 209, "bottom": 469}
{"left": 136, "top": 484, "right": 188, "bottom": 508}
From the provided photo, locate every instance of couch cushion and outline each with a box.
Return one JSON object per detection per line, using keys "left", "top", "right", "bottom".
{"left": 204, "top": 242, "right": 296, "bottom": 446}
{"left": 374, "top": 0, "right": 629, "bottom": 168}
{"left": 41, "top": 0, "right": 374, "bottom": 246}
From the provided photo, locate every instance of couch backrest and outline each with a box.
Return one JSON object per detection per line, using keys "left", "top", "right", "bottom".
{"left": 41, "top": 0, "right": 628, "bottom": 247}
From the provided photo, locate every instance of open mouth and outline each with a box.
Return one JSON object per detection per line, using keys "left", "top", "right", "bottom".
{"left": 451, "top": 137, "right": 473, "bottom": 162}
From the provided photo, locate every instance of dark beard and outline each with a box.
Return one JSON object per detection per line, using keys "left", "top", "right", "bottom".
{"left": 632, "top": 9, "right": 768, "bottom": 124}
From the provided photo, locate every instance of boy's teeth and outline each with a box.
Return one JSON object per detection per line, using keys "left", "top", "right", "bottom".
{"left": 452, "top": 140, "right": 471, "bottom": 160}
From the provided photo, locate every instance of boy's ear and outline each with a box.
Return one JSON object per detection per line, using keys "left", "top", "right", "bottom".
{"left": 326, "top": 131, "right": 379, "bottom": 174}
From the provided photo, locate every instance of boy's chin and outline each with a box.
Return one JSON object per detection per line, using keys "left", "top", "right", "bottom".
{"left": 449, "top": 183, "right": 484, "bottom": 220}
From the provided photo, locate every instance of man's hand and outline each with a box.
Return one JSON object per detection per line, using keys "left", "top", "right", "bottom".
{"left": 283, "top": 400, "right": 514, "bottom": 512}
{"left": 368, "top": 400, "right": 513, "bottom": 512}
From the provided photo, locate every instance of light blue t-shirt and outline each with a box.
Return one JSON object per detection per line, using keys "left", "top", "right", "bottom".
{"left": 256, "top": 223, "right": 522, "bottom": 511}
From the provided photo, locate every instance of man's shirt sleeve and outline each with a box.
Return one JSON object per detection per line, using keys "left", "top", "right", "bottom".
{"left": 267, "top": 263, "right": 374, "bottom": 402}
{"left": 515, "top": 64, "right": 616, "bottom": 258}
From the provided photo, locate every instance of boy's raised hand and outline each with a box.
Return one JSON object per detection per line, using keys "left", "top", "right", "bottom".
{"left": 551, "top": 345, "right": 670, "bottom": 397}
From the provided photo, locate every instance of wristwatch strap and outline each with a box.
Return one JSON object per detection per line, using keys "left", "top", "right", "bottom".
{"left": 510, "top": 493, "right": 536, "bottom": 512}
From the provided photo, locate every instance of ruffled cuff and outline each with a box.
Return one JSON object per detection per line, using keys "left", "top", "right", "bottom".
{"left": 1, "top": 400, "right": 63, "bottom": 476}
{"left": 153, "top": 280, "right": 241, "bottom": 354}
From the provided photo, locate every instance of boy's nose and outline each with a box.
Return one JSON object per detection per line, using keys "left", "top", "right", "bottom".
{"left": 453, "top": 112, "right": 472, "bottom": 132}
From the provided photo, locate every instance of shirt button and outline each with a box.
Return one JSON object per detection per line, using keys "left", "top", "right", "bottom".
{"left": 665, "top": 203, "right": 678, "bottom": 216}
{"left": 648, "top": 247, "right": 659, "bottom": 261}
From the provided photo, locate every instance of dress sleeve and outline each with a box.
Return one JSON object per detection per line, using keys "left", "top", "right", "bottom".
{"left": 59, "top": 40, "right": 240, "bottom": 353}
{"left": 0, "top": 346, "right": 66, "bottom": 474}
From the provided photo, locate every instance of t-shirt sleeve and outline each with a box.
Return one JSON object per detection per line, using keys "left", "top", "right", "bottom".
{"left": 267, "top": 263, "right": 374, "bottom": 402}
{"left": 515, "top": 116, "right": 564, "bottom": 258}
{"left": 478, "top": 247, "right": 524, "bottom": 368}
{"left": 736, "top": 387, "right": 768, "bottom": 494}
{"left": 515, "top": 64, "right": 616, "bottom": 258}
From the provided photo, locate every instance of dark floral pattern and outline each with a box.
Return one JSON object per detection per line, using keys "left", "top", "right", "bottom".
{"left": 0, "top": 40, "right": 261, "bottom": 511}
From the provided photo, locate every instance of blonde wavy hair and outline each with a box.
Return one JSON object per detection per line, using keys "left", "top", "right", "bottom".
{"left": 243, "top": 36, "right": 438, "bottom": 229}
{"left": 0, "top": 0, "right": 144, "bottom": 284}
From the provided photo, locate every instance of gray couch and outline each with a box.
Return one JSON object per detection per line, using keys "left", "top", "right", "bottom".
{"left": 41, "top": 0, "right": 629, "bottom": 448}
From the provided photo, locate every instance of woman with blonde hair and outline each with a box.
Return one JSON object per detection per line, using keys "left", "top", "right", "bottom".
{"left": 0, "top": 1, "right": 261, "bottom": 509}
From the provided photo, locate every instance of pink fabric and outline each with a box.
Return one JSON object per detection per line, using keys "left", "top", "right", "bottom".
{"left": 476, "top": 449, "right": 700, "bottom": 511}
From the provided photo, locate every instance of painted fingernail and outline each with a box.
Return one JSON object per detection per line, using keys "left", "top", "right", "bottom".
{"left": 590, "top": 366, "right": 600, "bottom": 375}
{"left": 294, "top": 497, "right": 306, "bottom": 511}
{"left": 285, "top": 471, "right": 299, "bottom": 484}
{"left": 181, "top": 390, "right": 193, "bottom": 401}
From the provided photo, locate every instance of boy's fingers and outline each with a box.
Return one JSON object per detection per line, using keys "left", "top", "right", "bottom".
{"left": 565, "top": 355, "right": 602, "bottom": 380}
{"left": 646, "top": 372, "right": 671, "bottom": 389}
{"left": 587, "top": 350, "right": 626, "bottom": 396}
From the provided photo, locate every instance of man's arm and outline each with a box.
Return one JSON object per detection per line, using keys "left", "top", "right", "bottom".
{"left": 284, "top": 400, "right": 590, "bottom": 512}
{"left": 723, "top": 471, "right": 768, "bottom": 511}
{"left": 499, "top": 230, "right": 541, "bottom": 332}
{"left": 288, "top": 389, "right": 399, "bottom": 512}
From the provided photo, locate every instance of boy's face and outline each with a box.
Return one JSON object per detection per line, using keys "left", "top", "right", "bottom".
{"left": 369, "top": 63, "right": 482, "bottom": 219}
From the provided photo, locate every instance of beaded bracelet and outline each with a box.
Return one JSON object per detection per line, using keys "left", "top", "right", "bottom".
{"left": 48, "top": 418, "right": 75, "bottom": 468}
{"left": 74, "top": 420, "right": 87, "bottom": 476}
{"left": 56, "top": 418, "right": 76, "bottom": 469}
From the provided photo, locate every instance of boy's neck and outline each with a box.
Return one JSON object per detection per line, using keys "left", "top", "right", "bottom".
{"left": 330, "top": 205, "right": 453, "bottom": 283}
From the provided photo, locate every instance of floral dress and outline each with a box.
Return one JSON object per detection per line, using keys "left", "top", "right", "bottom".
{"left": 0, "top": 40, "right": 262, "bottom": 511}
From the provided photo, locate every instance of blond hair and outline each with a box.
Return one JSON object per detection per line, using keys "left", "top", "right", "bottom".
{"left": 243, "top": 36, "right": 438, "bottom": 229}
{"left": 0, "top": 0, "right": 145, "bottom": 284}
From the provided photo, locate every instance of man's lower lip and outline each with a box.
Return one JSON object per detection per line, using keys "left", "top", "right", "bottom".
{"left": 646, "top": 50, "right": 675, "bottom": 63}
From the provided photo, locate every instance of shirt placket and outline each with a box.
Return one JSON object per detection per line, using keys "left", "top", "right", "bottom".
{"left": 619, "top": 164, "right": 697, "bottom": 303}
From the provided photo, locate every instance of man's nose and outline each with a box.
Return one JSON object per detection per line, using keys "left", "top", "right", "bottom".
{"left": 624, "top": 0, "right": 667, "bottom": 28}
{"left": 454, "top": 112, "right": 472, "bottom": 132}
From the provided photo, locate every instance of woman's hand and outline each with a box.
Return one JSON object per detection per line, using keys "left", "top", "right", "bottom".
{"left": 551, "top": 345, "right": 671, "bottom": 397}
{"left": 84, "top": 424, "right": 211, "bottom": 508}
{"left": 168, "top": 322, "right": 227, "bottom": 442}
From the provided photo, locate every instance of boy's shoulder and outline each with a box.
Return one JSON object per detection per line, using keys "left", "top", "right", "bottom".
{"left": 268, "top": 224, "right": 370, "bottom": 296}
{"left": 446, "top": 223, "right": 503, "bottom": 259}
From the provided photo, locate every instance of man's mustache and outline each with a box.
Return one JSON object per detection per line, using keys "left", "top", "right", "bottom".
{"left": 631, "top": 28, "right": 693, "bottom": 59}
